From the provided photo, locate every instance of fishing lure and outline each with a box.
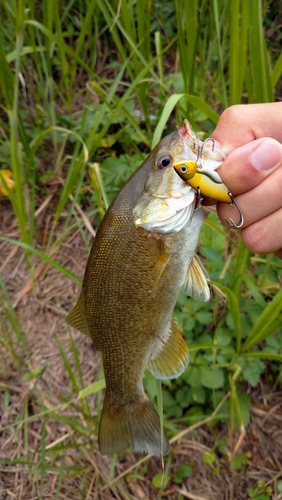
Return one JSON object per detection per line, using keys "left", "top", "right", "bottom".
{"left": 174, "top": 137, "right": 244, "bottom": 228}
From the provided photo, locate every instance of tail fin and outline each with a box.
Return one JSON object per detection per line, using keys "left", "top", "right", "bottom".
{"left": 98, "top": 397, "right": 169, "bottom": 456}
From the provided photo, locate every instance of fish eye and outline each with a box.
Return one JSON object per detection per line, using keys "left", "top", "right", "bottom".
{"left": 156, "top": 154, "right": 172, "bottom": 170}
{"left": 180, "top": 165, "right": 187, "bottom": 173}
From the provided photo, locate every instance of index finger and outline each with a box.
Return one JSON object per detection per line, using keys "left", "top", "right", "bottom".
{"left": 211, "top": 103, "right": 282, "bottom": 154}
{"left": 215, "top": 137, "right": 282, "bottom": 195}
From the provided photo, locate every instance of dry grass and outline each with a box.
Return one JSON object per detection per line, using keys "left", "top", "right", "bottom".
{"left": 1, "top": 198, "right": 282, "bottom": 500}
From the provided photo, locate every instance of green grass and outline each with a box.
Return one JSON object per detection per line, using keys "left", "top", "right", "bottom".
{"left": 0, "top": 0, "right": 282, "bottom": 497}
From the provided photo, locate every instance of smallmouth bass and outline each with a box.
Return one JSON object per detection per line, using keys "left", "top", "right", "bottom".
{"left": 67, "top": 120, "right": 220, "bottom": 456}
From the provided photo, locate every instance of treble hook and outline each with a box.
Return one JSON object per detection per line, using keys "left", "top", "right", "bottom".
{"left": 196, "top": 137, "right": 215, "bottom": 169}
{"left": 225, "top": 192, "right": 244, "bottom": 229}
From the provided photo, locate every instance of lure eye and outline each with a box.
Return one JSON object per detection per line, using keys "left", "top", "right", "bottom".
{"left": 174, "top": 161, "right": 197, "bottom": 180}
{"left": 156, "top": 154, "right": 172, "bottom": 170}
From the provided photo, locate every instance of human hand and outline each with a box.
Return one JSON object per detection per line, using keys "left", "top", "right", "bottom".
{"left": 210, "top": 103, "right": 282, "bottom": 259}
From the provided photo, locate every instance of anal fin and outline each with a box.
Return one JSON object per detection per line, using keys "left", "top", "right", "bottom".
{"left": 66, "top": 289, "right": 91, "bottom": 337}
{"left": 148, "top": 319, "right": 189, "bottom": 380}
{"left": 183, "top": 255, "right": 210, "bottom": 302}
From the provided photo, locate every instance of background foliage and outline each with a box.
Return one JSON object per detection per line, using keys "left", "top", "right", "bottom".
{"left": 0, "top": 0, "right": 282, "bottom": 498}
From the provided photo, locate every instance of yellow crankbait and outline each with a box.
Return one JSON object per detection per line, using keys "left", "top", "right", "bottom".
{"left": 173, "top": 132, "right": 244, "bottom": 229}
{"left": 174, "top": 161, "right": 232, "bottom": 204}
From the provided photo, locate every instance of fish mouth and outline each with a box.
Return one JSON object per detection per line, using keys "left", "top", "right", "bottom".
{"left": 177, "top": 120, "right": 226, "bottom": 176}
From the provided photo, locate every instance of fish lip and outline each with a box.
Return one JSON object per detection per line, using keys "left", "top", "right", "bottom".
{"left": 176, "top": 137, "right": 198, "bottom": 166}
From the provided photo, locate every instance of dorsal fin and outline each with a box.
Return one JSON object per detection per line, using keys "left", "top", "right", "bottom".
{"left": 183, "top": 255, "right": 210, "bottom": 302}
{"left": 66, "top": 290, "right": 91, "bottom": 337}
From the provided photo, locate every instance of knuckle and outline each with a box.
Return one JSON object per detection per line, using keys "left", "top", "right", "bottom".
{"left": 220, "top": 105, "right": 246, "bottom": 125}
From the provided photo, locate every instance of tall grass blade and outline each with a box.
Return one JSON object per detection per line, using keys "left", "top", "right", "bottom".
{"left": 229, "top": 242, "right": 251, "bottom": 298}
{"left": 69, "top": 0, "right": 98, "bottom": 88}
{"left": 0, "top": 237, "right": 81, "bottom": 284}
{"left": 89, "top": 163, "right": 110, "bottom": 214}
{"left": 271, "top": 51, "right": 282, "bottom": 88}
{"left": 25, "top": 20, "right": 94, "bottom": 74}
{"left": 56, "top": 335, "right": 80, "bottom": 395}
{"left": 39, "top": 421, "right": 47, "bottom": 499}
{"left": 78, "top": 379, "right": 106, "bottom": 400}
{"left": 229, "top": 0, "right": 248, "bottom": 105}
{"left": 211, "top": 0, "right": 227, "bottom": 107}
{"left": 243, "top": 274, "right": 266, "bottom": 309}
{"left": 155, "top": 378, "right": 165, "bottom": 463}
{"left": 239, "top": 351, "right": 282, "bottom": 362}
{"left": 241, "top": 287, "right": 282, "bottom": 352}
{"left": 249, "top": 0, "right": 273, "bottom": 102}
{"left": 152, "top": 94, "right": 219, "bottom": 148}
{"left": 174, "top": 0, "right": 198, "bottom": 93}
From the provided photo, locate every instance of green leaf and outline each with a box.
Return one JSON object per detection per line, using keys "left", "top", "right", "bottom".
{"left": 183, "top": 366, "right": 203, "bottom": 388}
{"left": 231, "top": 454, "right": 249, "bottom": 471}
{"left": 237, "top": 357, "right": 265, "bottom": 387}
{"left": 152, "top": 472, "right": 170, "bottom": 489}
{"left": 200, "top": 366, "right": 224, "bottom": 389}
{"left": 190, "top": 386, "right": 206, "bottom": 405}
{"left": 174, "top": 464, "right": 193, "bottom": 484}
{"left": 216, "top": 439, "right": 228, "bottom": 451}
{"left": 203, "top": 450, "right": 216, "bottom": 464}
{"left": 242, "top": 299, "right": 264, "bottom": 324}
{"left": 195, "top": 311, "right": 213, "bottom": 325}
{"left": 214, "top": 328, "right": 233, "bottom": 347}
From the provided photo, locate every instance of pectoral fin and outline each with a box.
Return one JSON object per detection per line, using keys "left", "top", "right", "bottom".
{"left": 66, "top": 289, "right": 91, "bottom": 337}
{"left": 148, "top": 319, "right": 189, "bottom": 379}
{"left": 183, "top": 255, "right": 210, "bottom": 302}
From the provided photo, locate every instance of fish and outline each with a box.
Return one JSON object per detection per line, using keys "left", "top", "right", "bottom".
{"left": 67, "top": 119, "right": 211, "bottom": 456}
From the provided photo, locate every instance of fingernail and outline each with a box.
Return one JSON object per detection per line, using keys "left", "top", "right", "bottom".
{"left": 251, "top": 139, "right": 282, "bottom": 171}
